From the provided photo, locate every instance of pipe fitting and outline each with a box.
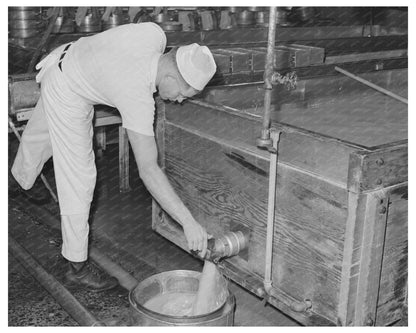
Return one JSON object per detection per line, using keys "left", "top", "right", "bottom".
{"left": 192, "top": 230, "right": 249, "bottom": 263}
{"left": 271, "top": 71, "right": 298, "bottom": 90}
{"left": 256, "top": 128, "right": 273, "bottom": 148}
{"left": 289, "top": 299, "right": 313, "bottom": 313}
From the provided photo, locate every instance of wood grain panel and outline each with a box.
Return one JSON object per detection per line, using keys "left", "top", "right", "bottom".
{"left": 163, "top": 123, "right": 347, "bottom": 323}
{"left": 153, "top": 203, "right": 336, "bottom": 325}
{"left": 348, "top": 146, "right": 407, "bottom": 192}
{"left": 165, "top": 103, "right": 355, "bottom": 186}
{"left": 376, "top": 184, "right": 408, "bottom": 326}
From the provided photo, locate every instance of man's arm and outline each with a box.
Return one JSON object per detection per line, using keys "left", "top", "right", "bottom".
{"left": 126, "top": 129, "right": 208, "bottom": 257}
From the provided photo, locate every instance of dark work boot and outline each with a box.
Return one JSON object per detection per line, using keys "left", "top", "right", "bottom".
{"left": 8, "top": 173, "right": 50, "bottom": 205}
{"left": 64, "top": 261, "right": 119, "bottom": 292}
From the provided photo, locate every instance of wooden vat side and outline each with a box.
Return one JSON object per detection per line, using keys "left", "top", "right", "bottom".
{"left": 338, "top": 147, "right": 408, "bottom": 326}
{"left": 376, "top": 184, "right": 408, "bottom": 326}
{"left": 152, "top": 202, "right": 335, "bottom": 326}
{"left": 337, "top": 188, "right": 389, "bottom": 326}
{"left": 347, "top": 145, "right": 408, "bottom": 193}
{"left": 164, "top": 102, "right": 356, "bottom": 187}
{"left": 158, "top": 122, "right": 348, "bottom": 324}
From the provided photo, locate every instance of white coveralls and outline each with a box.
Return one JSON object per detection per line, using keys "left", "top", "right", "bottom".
{"left": 12, "top": 23, "right": 167, "bottom": 262}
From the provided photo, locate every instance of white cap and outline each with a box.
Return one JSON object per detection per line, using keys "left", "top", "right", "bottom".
{"left": 176, "top": 43, "right": 217, "bottom": 91}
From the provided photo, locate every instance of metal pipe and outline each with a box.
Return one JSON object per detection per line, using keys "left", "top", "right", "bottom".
{"left": 192, "top": 231, "right": 249, "bottom": 263}
{"left": 335, "top": 66, "right": 408, "bottom": 105}
{"left": 257, "top": 6, "right": 277, "bottom": 149}
{"left": 9, "top": 236, "right": 104, "bottom": 326}
{"left": 264, "top": 130, "right": 281, "bottom": 295}
{"left": 12, "top": 201, "right": 140, "bottom": 293}
{"left": 8, "top": 116, "right": 59, "bottom": 203}
{"left": 90, "top": 248, "right": 139, "bottom": 291}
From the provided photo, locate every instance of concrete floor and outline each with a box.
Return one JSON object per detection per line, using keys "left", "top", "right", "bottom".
{"left": 8, "top": 127, "right": 299, "bottom": 326}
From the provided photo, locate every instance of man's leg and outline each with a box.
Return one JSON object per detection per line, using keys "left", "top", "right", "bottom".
{"left": 11, "top": 97, "right": 52, "bottom": 185}
{"left": 10, "top": 97, "right": 53, "bottom": 204}
{"left": 40, "top": 66, "right": 117, "bottom": 291}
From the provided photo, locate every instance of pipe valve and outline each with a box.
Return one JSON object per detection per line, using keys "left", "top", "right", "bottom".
{"left": 271, "top": 71, "right": 298, "bottom": 90}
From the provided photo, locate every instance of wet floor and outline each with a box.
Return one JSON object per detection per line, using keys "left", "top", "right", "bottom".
{"left": 8, "top": 126, "right": 299, "bottom": 326}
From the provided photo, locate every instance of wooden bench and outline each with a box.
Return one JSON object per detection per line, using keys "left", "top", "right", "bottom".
{"left": 8, "top": 73, "right": 131, "bottom": 192}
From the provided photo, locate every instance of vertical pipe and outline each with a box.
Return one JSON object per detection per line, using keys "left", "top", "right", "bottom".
{"left": 259, "top": 7, "right": 277, "bottom": 145}
{"left": 264, "top": 130, "right": 281, "bottom": 294}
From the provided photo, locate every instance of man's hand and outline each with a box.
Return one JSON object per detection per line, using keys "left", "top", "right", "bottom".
{"left": 127, "top": 129, "right": 209, "bottom": 258}
{"left": 183, "top": 221, "right": 208, "bottom": 258}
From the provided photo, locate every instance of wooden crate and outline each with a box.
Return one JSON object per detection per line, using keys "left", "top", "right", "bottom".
{"left": 152, "top": 69, "right": 407, "bottom": 326}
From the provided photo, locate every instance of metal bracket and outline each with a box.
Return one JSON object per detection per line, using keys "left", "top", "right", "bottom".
{"left": 256, "top": 129, "right": 281, "bottom": 153}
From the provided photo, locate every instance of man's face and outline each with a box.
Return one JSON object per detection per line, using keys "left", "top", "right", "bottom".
{"left": 158, "top": 75, "right": 199, "bottom": 103}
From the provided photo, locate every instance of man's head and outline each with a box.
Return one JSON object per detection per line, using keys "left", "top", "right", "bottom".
{"left": 157, "top": 44, "right": 216, "bottom": 103}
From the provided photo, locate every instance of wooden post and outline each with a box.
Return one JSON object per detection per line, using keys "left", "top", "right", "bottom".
{"left": 95, "top": 127, "right": 106, "bottom": 159}
{"left": 338, "top": 145, "right": 408, "bottom": 325}
{"left": 354, "top": 191, "right": 389, "bottom": 325}
{"left": 118, "top": 126, "right": 130, "bottom": 192}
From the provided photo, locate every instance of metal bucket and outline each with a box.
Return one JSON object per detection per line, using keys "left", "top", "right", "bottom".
{"left": 9, "top": 6, "right": 44, "bottom": 39}
{"left": 102, "top": 13, "right": 128, "bottom": 31}
{"left": 52, "top": 16, "right": 75, "bottom": 34}
{"left": 159, "top": 21, "right": 183, "bottom": 32}
{"left": 237, "top": 10, "right": 255, "bottom": 27}
{"left": 76, "top": 13, "right": 101, "bottom": 33}
{"left": 129, "top": 270, "right": 235, "bottom": 326}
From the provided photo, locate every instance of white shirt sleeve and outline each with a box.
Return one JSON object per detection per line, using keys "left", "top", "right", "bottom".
{"left": 115, "top": 93, "right": 155, "bottom": 136}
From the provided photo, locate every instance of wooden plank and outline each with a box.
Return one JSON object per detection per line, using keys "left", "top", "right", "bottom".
{"left": 155, "top": 98, "right": 166, "bottom": 169}
{"left": 325, "top": 49, "right": 408, "bottom": 64}
{"left": 15, "top": 108, "right": 34, "bottom": 121}
{"left": 95, "top": 127, "right": 106, "bottom": 150}
{"left": 290, "top": 43, "right": 325, "bottom": 65}
{"left": 337, "top": 190, "right": 387, "bottom": 326}
{"left": 42, "top": 27, "right": 406, "bottom": 50}
{"left": 376, "top": 184, "right": 408, "bottom": 325}
{"left": 348, "top": 145, "right": 408, "bottom": 193}
{"left": 161, "top": 123, "right": 347, "bottom": 323}
{"left": 165, "top": 102, "right": 356, "bottom": 187}
{"left": 337, "top": 182, "right": 407, "bottom": 326}
{"left": 226, "top": 47, "right": 268, "bottom": 72}
{"left": 212, "top": 49, "right": 251, "bottom": 73}
{"left": 253, "top": 46, "right": 291, "bottom": 69}
{"left": 212, "top": 51, "right": 231, "bottom": 75}
{"left": 153, "top": 201, "right": 336, "bottom": 326}
{"left": 208, "top": 57, "right": 407, "bottom": 87}
{"left": 353, "top": 191, "right": 389, "bottom": 326}
{"left": 277, "top": 45, "right": 310, "bottom": 67}
{"left": 118, "top": 126, "right": 130, "bottom": 192}
{"left": 94, "top": 115, "right": 122, "bottom": 127}
{"left": 8, "top": 76, "right": 40, "bottom": 113}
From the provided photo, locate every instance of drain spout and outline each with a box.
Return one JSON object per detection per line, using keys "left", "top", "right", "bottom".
{"left": 192, "top": 231, "right": 249, "bottom": 263}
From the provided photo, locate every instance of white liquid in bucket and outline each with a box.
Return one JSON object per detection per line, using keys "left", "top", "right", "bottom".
{"left": 144, "top": 292, "right": 196, "bottom": 316}
{"left": 192, "top": 261, "right": 226, "bottom": 315}
{"left": 143, "top": 261, "right": 228, "bottom": 317}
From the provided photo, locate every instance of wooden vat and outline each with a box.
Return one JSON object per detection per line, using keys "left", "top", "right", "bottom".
{"left": 152, "top": 68, "right": 408, "bottom": 326}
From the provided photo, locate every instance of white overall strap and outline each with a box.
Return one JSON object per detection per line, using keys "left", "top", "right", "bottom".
{"left": 35, "top": 43, "right": 72, "bottom": 83}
